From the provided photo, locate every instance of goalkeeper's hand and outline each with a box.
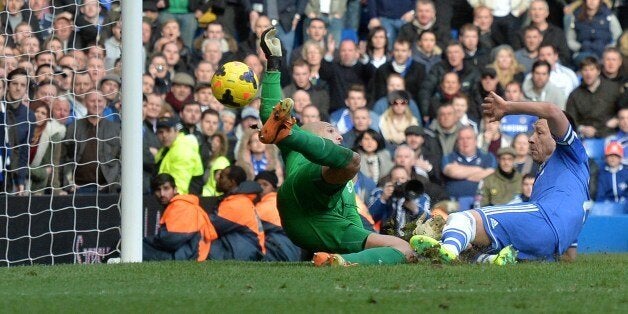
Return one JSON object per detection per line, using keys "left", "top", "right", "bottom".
{"left": 412, "top": 212, "right": 446, "bottom": 240}
{"left": 260, "top": 27, "right": 282, "bottom": 57}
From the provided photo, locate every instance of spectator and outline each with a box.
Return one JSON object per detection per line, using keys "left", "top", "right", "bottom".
{"left": 473, "top": 5, "right": 495, "bottom": 50}
{"left": 147, "top": 54, "right": 172, "bottom": 94}
{"left": 143, "top": 173, "right": 218, "bottom": 262}
{"left": 514, "top": 25, "right": 543, "bottom": 73}
{"left": 411, "top": 29, "right": 441, "bottom": 74}
{"left": 301, "top": 104, "right": 322, "bottom": 124}
{"left": 142, "top": 73, "right": 156, "bottom": 95}
{"left": 480, "top": 147, "right": 523, "bottom": 206}
{"left": 518, "top": 0, "right": 571, "bottom": 66}
{"left": 442, "top": 126, "right": 497, "bottom": 210}
{"left": 330, "top": 84, "right": 378, "bottom": 134}
{"left": 379, "top": 90, "right": 420, "bottom": 145}
{"left": 452, "top": 93, "right": 479, "bottom": 132}
{"left": 194, "top": 60, "right": 215, "bottom": 85}
{"left": 63, "top": 91, "right": 120, "bottom": 194}
{"left": 403, "top": 125, "right": 443, "bottom": 186}
{"left": 430, "top": 103, "right": 462, "bottom": 156}
{"left": 161, "top": 41, "right": 191, "bottom": 75}
{"left": 606, "top": 107, "right": 628, "bottom": 165}
{"left": 291, "top": 89, "right": 311, "bottom": 122}
{"left": 354, "top": 129, "right": 394, "bottom": 183}
{"left": 156, "top": 3, "right": 198, "bottom": 48}
{"left": 601, "top": 47, "right": 626, "bottom": 84}
{"left": 291, "top": 17, "right": 328, "bottom": 62}
{"left": 165, "top": 72, "right": 195, "bottom": 112}
{"left": 98, "top": 74, "right": 122, "bottom": 122}
{"left": 2, "top": 68, "right": 36, "bottom": 195}
{"left": 368, "top": 166, "right": 431, "bottom": 237}
{"left": 491, "top": 45, "right": 525, "bottom": 89}
{"left": 369, "top": 38, "right": 425, "bottom": 106}
{"left": 194, "top": 82, "right": 222, "bottom": 113}
{"left": 200, "top": 39, "right": 225, "bottom": 69}
{"left": 210, "top": 165, "right": 265, "bottom": 261}
{"left": 469, "top": 0, "right": 529, "bottom": 47}
{"left": 254, "top": 170, "right": 302, "bottom": 261}
{"left": 596, "top": 141, "right": 628, "bottom": 202}
{"left": 193, "top": 21, "right": 239, "bottom": 61}
{"left": 499, "top": 81, "right": 538, "bottom": 139}
{"left": 202, "top": 132, "right": 232, "bottom": 197}
{"left": 477, "top": 117, "right": 512, "bottom": 157}
{"left": 104, "top": 20, "right": 121, "bottom": 70}
{"left": 236, "top": 129, "right": 284, "bottom": 182}
{"left": 397, "top": 0, "right": 450, "bottom": 50}
{"left": 142, "top": 93, "right": 163, "bottom": 194}
{"left": 459, "top": 23, "right": 490, "bottom": 69}
{"left": 243, "top": 53, "right": 265, "bottom": 83}
{"left": 27, "top": 101, "right": 66, "bottom": 195}
{"left": 372, "top": 73, "right": 422, "bottom": 120}
{"left": 511, "top": 132, "right": 539, "bottom": 176}
{"left": 319, "top": 39, "right": 373, "bottom": 112}
{"left": 428, "top": 72, "right": 462, "bottom": 122}
{"left": 51, "top": 96, "right": 72, "bottom": 126}
{"left": 283, "top": 59, "right": 330, "bottom": 115}
{"left": 301, "top": 40, "right": 328, "bottom": 89}
{"left": 566, "top": 57, "right": 622, "bottom": 139}
{"left": 471, "top": 66, "right": 503, "bottom": 123}
{"left": 509, "top": 173, "right": 536, "bottom": 203}
{"left": 522, "top": 60, "right": 567, "bottom": 110}
{"left": 365, "top": 26, "right": 390, "bottom": 71}
{"left": 0, "top": 0, "right": 44, "bottom": 47}
{"left": 537, "top": 44, "right": 580, "bottom": 98}
{"left": 154, "top": 116, "right": 204, "bottom": 195}
{"left": 367, "top": 0, "right": 415, "bottom": 50}
{"left": 565, "top": 0, "right": 622, "bottom": 63}
{"left": 419, "top": 42, "right": 479, "bottom": 123}
{"left": 341, "top": 107, "right": 374, "bottom": 148}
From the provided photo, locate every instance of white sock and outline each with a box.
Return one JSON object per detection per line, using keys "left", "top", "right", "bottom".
{"left": 440, "top": 212, "right": 477, "bottom": 257}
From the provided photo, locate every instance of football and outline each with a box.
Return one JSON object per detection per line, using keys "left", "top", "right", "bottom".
{"left": 211, "top": 61, "right": 259, "bottom": 109}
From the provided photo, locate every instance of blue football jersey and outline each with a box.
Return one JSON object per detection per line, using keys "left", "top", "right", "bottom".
{"left": 531, "top": 124, "right": 590, "bottom": 254}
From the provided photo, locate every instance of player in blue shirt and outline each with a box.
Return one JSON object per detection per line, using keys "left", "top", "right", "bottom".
{"left": 411, "top": 91, "right": 590, "bottom": 264}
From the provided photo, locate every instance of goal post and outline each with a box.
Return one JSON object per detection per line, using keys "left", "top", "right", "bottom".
{"left": 120, "top": 0, "right": 143, "bottom": 263}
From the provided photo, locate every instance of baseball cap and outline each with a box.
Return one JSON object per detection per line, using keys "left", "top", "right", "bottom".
{"left": 480, "top": 66, "right": 497, "bottom": 78}
{"left": 156, "top": 117, "right": 178, "bottom": 129}
{"left": 605, "top": 142, "right": 623, "bottom": 157}
{"left": 171, "top": 72, "right": 195, "bottom": 88}
{"left": 241, "top": 106, "right": 260, "bottom": 120}
{"left": 497, "top": 147, "right": 516, "bottom": 157}
{"left": 387, "top": 90, "right": 410, "bottom": 104}
{"left": 99, "top": 74, "right": 121, "bottom": 87}
{"left": 404, "top": 125, "right": 425, "bottom": 136}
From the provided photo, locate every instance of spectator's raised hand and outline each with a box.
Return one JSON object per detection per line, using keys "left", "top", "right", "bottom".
{"left": 482, "top": 91, "right": 507, "bottom": 123}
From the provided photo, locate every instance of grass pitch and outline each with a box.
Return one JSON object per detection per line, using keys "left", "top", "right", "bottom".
{"left": 0, "top": 254, "right": 626, "bottom": 313}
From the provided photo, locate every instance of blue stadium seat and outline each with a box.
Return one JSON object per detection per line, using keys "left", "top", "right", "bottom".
{"left": 582, "top": 138, "right": 606, "bottom": 168}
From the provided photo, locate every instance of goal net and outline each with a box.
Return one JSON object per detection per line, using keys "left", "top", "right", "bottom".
{"left": 0, "top": 0, "right": 125, "bottom": 266}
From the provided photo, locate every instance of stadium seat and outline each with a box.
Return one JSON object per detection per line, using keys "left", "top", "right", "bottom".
{"left": 582, "top": 138, "right": 606, "bottom": 168}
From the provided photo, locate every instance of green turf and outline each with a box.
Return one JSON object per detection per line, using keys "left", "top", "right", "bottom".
{"left": 0, "top": 254, "right": 626, "bottom": 313}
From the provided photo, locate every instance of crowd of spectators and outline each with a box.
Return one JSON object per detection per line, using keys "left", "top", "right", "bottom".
{"left": 0, "top": 0, "right": 626, "bottom": 261}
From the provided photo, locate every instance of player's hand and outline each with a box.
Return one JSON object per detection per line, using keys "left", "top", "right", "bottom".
{"left": 482, "top": 91, "right": 507, "bottom": 123}
{"left": 260, "top": 27, "right": 282, "bottom": 58}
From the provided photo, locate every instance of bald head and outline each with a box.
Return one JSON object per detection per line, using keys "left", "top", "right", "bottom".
{"left": 301, "top": 121, "right": 343, "bottom": 144}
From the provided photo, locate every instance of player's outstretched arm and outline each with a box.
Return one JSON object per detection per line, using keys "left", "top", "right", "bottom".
{"left": 259, "top": 27, "right": 284, "bottom": 124}
{"left": 482, "top": 91, "right": 570, "bottom": 138}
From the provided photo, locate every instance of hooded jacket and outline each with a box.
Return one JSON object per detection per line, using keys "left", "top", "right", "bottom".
{"left": 209, "top": 181, "right": 266, "bottom": 261}
{"left": 144, "top": 194, "right": 218, "bottom": 261}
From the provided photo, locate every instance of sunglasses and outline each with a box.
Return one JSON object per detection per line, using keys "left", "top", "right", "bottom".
{"left": 392, "top": 100, "right": 408, "bottom": 106}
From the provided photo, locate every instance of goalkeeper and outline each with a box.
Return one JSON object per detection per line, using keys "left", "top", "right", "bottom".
{"left": 257, "top": 28, "right": 415, "bottom": 266}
